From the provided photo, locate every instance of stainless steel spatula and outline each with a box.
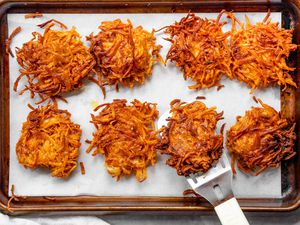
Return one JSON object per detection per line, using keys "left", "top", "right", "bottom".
{"left": 158, "top": 111, "right": 250, "bottom": 225}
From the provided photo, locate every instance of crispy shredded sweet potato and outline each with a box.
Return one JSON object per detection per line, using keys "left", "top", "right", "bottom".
{"left": 87, "top": 19, "right": 163, "bottom": 95}
{"left": 164, "top": 12, "right": 232, "bottom": 90}
{"left": 24, "top": 13, "right": 43, "bottom": 19}
{"left": 228, "top": 11, "right": 297, "bottom": 92}
{"left": 183, "top": 189, "right": 201, "bottom": 198}
{"left": 159, "top": 99, "right": 224, "bottom": 176}
{"left": 86, "top": 99, "right": 159, "bottom": 182}
{"left": 37, "top": 19, "right": 67, "bottom": 29}
{"left": 16, "top": 103, "right": 82, "bottom": 178}
{"left": 14, "top": 22, "right": 95, "bottom": 103}
{"left": 226, "top": 98, "right": 296, "bottom": 175}
{"left": 80, "top": 162, "right": 86, "bottom": 175}
{"left": 6, "top": 26, "right": 21, "bottom": 57}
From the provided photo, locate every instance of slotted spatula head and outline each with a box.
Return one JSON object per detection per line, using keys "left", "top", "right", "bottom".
{"left": 186, "top": 153, "right": 233, "bottom": 206}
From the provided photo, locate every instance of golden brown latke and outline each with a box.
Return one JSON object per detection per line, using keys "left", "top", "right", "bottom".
{"left": 14, "top": 21, "right": 95, "bottom": 103}
{"left": 164, "top": 12, "right": 232, "bottom": 90}
{"left": 87, "top": 19, "right": 163, "bottom": 96}
{"left": 159, "top": 99, "right": 224, "bottom": 176}
{"left": 226, "top": 98, "right": 296, "bottom": 175}
{"left": 16, "top": 103, "right": 82, "bottom": 178}
{"left": 86, "top": 99, "right": 160, "bottom": 182}
{"left": 229, "top": 11, "right": 297, "bottom": 92}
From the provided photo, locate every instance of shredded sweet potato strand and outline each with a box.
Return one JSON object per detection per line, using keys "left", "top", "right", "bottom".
{"left": 6, "top": 26, "right": 21, "bottom": 57}
{"left": 228, "top": 11, "right": 297, "bottom": 92}
{"left": 16, "top": 103, "right": 82, "bottom": 178}
{"left": 164, "top": 11, "right": 232, "bottom": 90}
{"left": 25, "top": 13, "right": 43, "bottom": 19}
{"left": 80, "top": 162, "right": 86, "bottom": 175}
{"left": 87, "top": 19, "right": 163, "bottom": 95}
{"left": 14, "top": 23, "right": 95, "bottom": 103}
{"left": 226, "top": 98, "right": 296, "bottom": 175}
{"left": 159, "top": 99, "right": 224, "bottom": 176}
{"left": 37, "top": 19, "right": 67, "bottom": 29}
{"left": 183, "top": 189, "right": 202, "bottom": 198}
{"left": 86, "top": 99, "right": 159, "bottom": 182}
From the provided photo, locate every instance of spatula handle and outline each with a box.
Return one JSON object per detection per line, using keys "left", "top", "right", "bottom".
{"left": 214, "top": 197, "right": 250, "bottom": 225}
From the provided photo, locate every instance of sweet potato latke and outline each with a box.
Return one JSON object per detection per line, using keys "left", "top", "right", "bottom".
{"left": 159, "top": 99, "right": 224, "bottom": 176}
{"left": 229, "top": 11, "right": 297, "bottom": 91}
{"left": 16, "top": 103, "right": 82, "bottom": 178}
{"left": 226, "top": 98, "right": 296, "bottom": 175}
{"left": 87, "top": 19, "right": 163, "bottom": 96}
{"left": 86, "top": 99, "right": 159, "bottom": 182}
{"left": 164, "top": 12, "right": 232, "bottom": 90}
{"left": 14, "top": 22, "right": 95, "bottom": 103}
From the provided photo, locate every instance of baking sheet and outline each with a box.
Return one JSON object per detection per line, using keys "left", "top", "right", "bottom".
{"left": 8, "top": 12, "right": 281, "bottom": 198}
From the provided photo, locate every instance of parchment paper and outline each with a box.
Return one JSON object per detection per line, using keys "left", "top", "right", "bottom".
{"left": 8, "top": 12, "right": 282, "bottom": 197}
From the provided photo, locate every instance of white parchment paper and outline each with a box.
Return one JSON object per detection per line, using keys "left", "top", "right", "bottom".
{"left": 8, "top": 12, "right": 281, "bottom": 198}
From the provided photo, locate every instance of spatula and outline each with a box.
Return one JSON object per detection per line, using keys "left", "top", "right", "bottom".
{"left": 158, "top": 111, "right": 250, "bottom": 225}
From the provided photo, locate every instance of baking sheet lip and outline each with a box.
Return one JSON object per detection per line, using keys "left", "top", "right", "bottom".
{"left": 1, "top": 195, "right": 299, "bottom": 214}
{"left": 0, "top": 0, "right": 10, "bottom": 207}
{"left": 2, "top": 202, "right": 300, "bottom": 214}
{"left": 0, "top": 0, "right": 284, "bottom": 13}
